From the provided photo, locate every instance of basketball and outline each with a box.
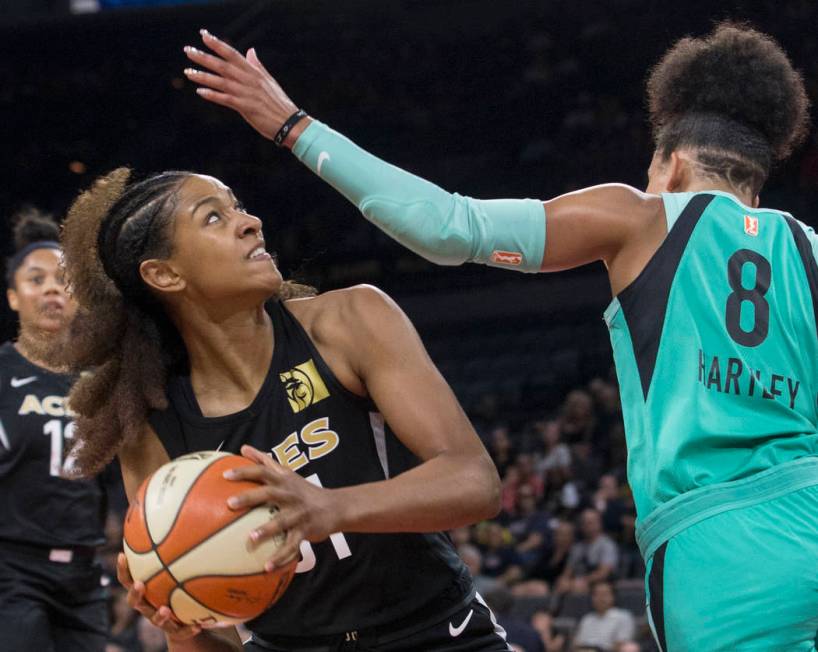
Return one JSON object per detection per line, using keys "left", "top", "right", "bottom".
{"left": 122, "top": 451, "right": 295, "bottom": 626}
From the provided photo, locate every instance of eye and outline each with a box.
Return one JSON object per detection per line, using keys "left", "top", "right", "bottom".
{"left": 30, "top": 275, "right": 45, "bottom": 285}
{"left": 205, "top": 211, "right": 221, "bottom": 225}
{"left": 234, "top": 202, "right": 246, "bottom": 213}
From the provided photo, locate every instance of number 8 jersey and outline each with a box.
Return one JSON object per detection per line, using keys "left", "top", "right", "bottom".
{"left": 0, "top": 342, "right": 105, "bottom": 548}
{"left": 148, "top": 299, "right": 474, "bottom": 642}
{"left": 605, "top": 190, "right": 818, "bottom": 522}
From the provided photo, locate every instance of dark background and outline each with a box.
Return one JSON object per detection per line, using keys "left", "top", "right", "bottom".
{"left": 2, "top": 0, "right": 817, "bottom": 417}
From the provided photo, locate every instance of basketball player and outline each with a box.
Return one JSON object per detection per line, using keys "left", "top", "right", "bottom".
{"left": 0, "top": 210, "right": 108, "bottom": 651}
{"left": 53, "top": 165, "right": 510, "bottom": 651}
{"left": 185, "top": 23, "right": 817, "bottom": 650}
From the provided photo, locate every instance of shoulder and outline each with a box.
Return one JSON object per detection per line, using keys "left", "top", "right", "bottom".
{"left": 285, "top": 284, "right": 404, "bottom": 349}
{"left": 551, "top": 183, "right": 661, "bottom": 211}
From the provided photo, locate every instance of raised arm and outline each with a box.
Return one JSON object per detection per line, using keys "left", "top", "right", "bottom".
{"left": 183, "top": 31, "right": 664, "bottom": 292}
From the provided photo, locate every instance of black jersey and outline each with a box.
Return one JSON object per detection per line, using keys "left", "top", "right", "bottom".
{"left": 0, "top": 342, "right": 105, "bottom": 548}
{"left": 148, "top": 299, "right": 474, "bottom": 639}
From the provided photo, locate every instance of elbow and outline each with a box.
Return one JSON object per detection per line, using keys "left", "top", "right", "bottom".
{"left": 476, "top": 453, "right": 502, "bottom": 520}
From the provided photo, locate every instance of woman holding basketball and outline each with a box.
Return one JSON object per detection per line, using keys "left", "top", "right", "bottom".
{"left": 0, "top": 211, "right": 108, "bottom": 652}
{"left": 54, "top": 164, "right": 506, "bottom": 649}
{"left": 184, "top": 23, "right": 818, "bottom": 651}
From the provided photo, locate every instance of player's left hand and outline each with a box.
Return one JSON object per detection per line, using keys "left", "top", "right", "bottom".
{"left": 224, "top": 444, "right": 340, "bottom": 570}
{"left": 183, "top": 30, "right": 300, "bottom": 142}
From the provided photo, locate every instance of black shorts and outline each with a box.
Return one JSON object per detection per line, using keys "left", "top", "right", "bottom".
{"left": 245, "top": 594, "right": 511, "bottom": 652}
{"left": 0, "top": 545, "right": 108, "bottom": 652}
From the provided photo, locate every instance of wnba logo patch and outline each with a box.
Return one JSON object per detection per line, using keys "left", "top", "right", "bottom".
{"left": 490, "top": 250, "right": 523, "bottom": 266}
{"left": 744, "top": 215, "right": 759, "bottom": 236}
{"left": 280, "top": 360, "right": 330, "bottom": 413}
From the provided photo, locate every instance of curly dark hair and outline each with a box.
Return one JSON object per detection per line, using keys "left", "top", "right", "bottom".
{"left": 4, "top": 207, "right": 61, "bottom": 289}
{"left": 41, "top": 168, "right": 315, "bottom": 476}
{"left": 647, "top": 22, "right": 810, "bottom": 195}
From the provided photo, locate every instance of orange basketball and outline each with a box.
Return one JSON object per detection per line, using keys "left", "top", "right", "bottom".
{"left": 122, "top": 451, "right": 295, "bottom": 626}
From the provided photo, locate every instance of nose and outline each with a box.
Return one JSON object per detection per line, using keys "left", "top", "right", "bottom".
{"left": 43, "top": 276, "right": 65, "bottom": 296}
{"left": 236, "top": 212, "right": 262, "bottom": 239}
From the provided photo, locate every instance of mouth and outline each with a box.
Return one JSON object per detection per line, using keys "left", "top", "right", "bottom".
{"left": 40, "top": 301, "right": 65, "bottom": 313}
{"left": 246, "top": 245, "right": 272, "bottom": 262}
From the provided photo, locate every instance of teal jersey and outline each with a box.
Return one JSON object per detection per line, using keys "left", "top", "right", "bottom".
{"left": 605, "top": 190, "right": 818, "bottom": 520}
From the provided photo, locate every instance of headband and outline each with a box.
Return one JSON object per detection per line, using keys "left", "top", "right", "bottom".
{"left": 5, "top": 240, "right": 61, "bottom": 287}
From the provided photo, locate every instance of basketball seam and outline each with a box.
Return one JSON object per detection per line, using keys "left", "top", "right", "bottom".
{"left": 147, "top": 452, "right": 230, "bottom": 548}
{"left": 176, "top": 571, "right": 288, "bottom": 622}
{"left": 140, "top": 503, "right": 281, "bottom": 587}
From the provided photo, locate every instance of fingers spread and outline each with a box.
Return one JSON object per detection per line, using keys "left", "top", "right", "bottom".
{"left": 226, "top": 484, "right": 283, "bottom": 510}
{"left": 200, "top": 29, "right": 253, "bottom": 71}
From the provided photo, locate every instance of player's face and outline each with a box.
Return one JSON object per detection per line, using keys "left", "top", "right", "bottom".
{"left": 7, "top": 248, "right": 77, "bottom": 334}
{"left": 158, "top": 174, "right": 283, "bottom": 306}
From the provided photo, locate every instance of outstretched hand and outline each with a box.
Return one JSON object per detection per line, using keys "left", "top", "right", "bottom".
{"left": 184, "top": 30, "right": 304, "bottom": 142}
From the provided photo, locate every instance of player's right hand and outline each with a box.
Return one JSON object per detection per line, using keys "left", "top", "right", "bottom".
{"left": 183, "top": 30, "right": 303, "bottom": 143}
{"left": 116, "top": 552, "right": 203, "bottom": 642}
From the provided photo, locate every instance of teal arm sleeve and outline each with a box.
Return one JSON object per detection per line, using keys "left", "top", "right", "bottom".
{"left": 292, "top": 120, "right": 546, "bottom": 272}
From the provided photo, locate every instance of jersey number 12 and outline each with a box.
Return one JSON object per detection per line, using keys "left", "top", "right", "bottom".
{"left": 43, "top": 419, "right": 75, "bottom": 477}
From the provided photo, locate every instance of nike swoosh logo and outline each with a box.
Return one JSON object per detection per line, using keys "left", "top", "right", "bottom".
{"left": 10, "top": 376, "right": 37, "bottom": 388}
{"left": 448, "top": 608, "right": 474, "bottom": 637}
{"left": 317, "top": 151, "right": 331, "bottom": 176}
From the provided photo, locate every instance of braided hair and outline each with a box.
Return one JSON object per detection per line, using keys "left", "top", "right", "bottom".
{"left": 45, "top": 168, "right": 314, "bottom": 476}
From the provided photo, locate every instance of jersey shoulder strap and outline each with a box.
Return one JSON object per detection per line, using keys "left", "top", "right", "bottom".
{"left": 660, "top": 191, "right": 701, "bottom": 232}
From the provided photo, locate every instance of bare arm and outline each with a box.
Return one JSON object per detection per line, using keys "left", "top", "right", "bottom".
{"left": 118, "top": 425, "right": 244, "bottom": 652}
{"left": 225, "top": 286, "right": 501, "bottom": 568}
{"left": 183, "top": 32, "right": 666, "bottom": 293}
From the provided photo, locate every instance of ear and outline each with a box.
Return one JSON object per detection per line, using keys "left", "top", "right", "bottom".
{"left": 138, "top": 259, "right": 186, "bottom": 295}
{"left": 665, "top": 151, "right": 690, "bottom": 192}
{"left": 7, "top": 288, "right": 19, "bottom": 313}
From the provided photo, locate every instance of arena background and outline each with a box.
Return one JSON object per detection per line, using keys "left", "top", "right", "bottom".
{"left": 2, "top": 2, "right": 818, "bottom": 650}
{"left": 3, "top": 0, "right": 818, "bottom": 419}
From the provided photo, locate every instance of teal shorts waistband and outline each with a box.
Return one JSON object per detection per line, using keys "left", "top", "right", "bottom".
{"left": 636, "top": 456, "right": 818, "bottom": 560}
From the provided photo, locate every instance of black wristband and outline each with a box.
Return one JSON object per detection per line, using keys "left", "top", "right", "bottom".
{"left": 274, "top": 109, "right": 308, "bottom": 147}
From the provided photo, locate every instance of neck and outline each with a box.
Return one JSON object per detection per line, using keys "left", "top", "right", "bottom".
{"left": 683, "top": 177, "right": 757, "bottom": 207}
{"left": 174, "top": 301, "right": 274, "bottom": 397}
{"left": 15, "top": 328, "right": 68, "bottom": 374}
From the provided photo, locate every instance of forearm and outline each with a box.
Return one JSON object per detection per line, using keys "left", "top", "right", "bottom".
{"left": 290, "top": 120, "right": 545, "bottom": 272}
{"left": 331, "top": 451, "right": 500, "bottom": 533}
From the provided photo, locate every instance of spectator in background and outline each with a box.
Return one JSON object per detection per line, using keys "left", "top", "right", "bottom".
{"left": 516, "top": 519, "right": 576, "bottom": 596}
{"left": 508, "top": 484, "right": 552, "bottom": 570}
{"left": 557, "top": 509, "right": 618, "bottom": 594}
{"left": 535, "top": 419, "right": 572, "bottom": 489}
{"left": 592, "top": 475, "right": 629, "bottom": 538}
{"left": 573, "top": 582, "right": 635, "bottom": 652}
{"left": 482, "top": 586, "right": 545, "bottom": 652}
{"left": 481, "top": 522, "right": 524, "bottom": 586}
{"left": 489, "top": 425, "right": 518, "bottom": 477}
{"left": 457, "top": 543, "right": 502, "bottom": 596}
{"left": 531, "top": 610, "right": 567, "bottom": 652}
{"left": 559, "top": 390, "right": 597, "bottom": 444}
{"left": 503, "top": 453, "right": 545, "bottom": 515}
